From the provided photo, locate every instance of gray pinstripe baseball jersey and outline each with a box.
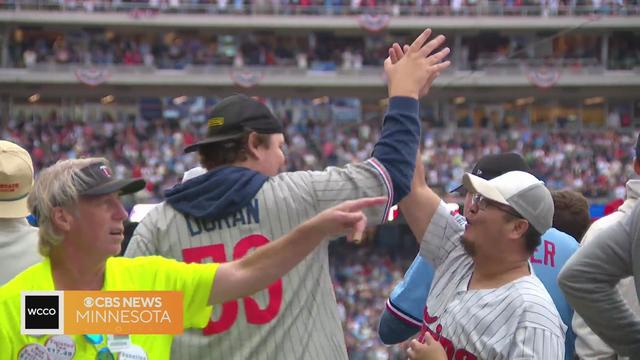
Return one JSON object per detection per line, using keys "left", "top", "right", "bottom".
{"left": 125, "top": 159, "right": 392, "bottom": 360}
{"left": 416, "top": 203, "right": 566, "bottom": 359}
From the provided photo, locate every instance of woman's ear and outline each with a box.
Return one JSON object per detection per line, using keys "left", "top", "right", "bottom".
{"left": 51, "top": 207, "right": 73, "bottom": 233}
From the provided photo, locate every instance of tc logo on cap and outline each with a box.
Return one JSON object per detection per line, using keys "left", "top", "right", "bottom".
{"left": 207, "top": 117, "right": 224, "bottom": 127}
{"left": 21, "top": 291, "right": 64, "bottom": 335}
{"left": 99, "top": 165, "right": 112, "bottom": 178}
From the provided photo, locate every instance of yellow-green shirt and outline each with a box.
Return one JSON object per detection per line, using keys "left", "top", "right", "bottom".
{"left": 0, "top": 256, "right": 218, "bottom": 359}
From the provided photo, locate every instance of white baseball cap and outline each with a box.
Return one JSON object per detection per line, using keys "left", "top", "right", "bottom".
{"left": 462, "top": 170, "right": 554, "bottom": 234}
{"left": 129, "top": 203, "right": 159, "bottom": 223}
{"left": 182, "top": 166, "right": 207, "bottom": 183}
{"left": 0, "top": 141, "right": 34, "bottom": 218}
{"left": 127, "top": 167, "right": 206, "bottom": 223}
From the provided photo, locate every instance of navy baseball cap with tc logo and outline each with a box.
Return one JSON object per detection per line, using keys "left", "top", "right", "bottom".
{"left": 184, "top": 94, "right": 284, "bottom": 154}
{"left": 77, "top": 162, "right": 145, "bottom": 196}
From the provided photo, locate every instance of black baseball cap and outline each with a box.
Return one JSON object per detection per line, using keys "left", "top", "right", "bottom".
{"left": 449, "top": 152, "right": 531, "bottom": 193}
{"left": 77, "top": 162, "right": 145, "bottom": 196}
{"left": 184, "top": 94, "right": 284, "bottom": 153}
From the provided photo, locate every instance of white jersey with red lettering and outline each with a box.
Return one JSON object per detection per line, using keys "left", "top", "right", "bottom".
{"left": 417, "top": 203, "right": 567, "bottom": 359}
{"left": 125, "top": 160, "right": 392, "bottom": 360}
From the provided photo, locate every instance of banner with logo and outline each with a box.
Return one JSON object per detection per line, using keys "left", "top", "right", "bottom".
{"left": 230, "top": 69, "right": 264, "bottom": 88}
{"left": 358, "top": 14, "right": 390, "bottom": 33}
{"left": 524, "top": 62, "right": 561, "bottom": 89}
{"left": 75, "top": 67, "right": 111, "bottom": 87}
{"left": 21, "top": 291, "right": 183, "bottom": 335}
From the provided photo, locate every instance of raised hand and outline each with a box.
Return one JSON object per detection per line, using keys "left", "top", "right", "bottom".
{"left": 384, "top": 29, "right": 451, "bottom": 99}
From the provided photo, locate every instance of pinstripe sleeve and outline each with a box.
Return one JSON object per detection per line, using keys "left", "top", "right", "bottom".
{"left": 282, "top": 159, "right": 392, "bottom": 225}
{"left": 419, "top": 202, "right": 465, "bottom": 269}
{"left": 124, "top": 211, "right": 160, "bottom": 258}
{"left": 509, "top": 326, "right": 565, "bottom": 359}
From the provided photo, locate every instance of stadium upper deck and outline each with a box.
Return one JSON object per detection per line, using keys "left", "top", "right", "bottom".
{"left": 2, "top": 0, "right": 639, "bottom": 18}
{"left": 0, "top": 0, "right": 638, "bottom": 126}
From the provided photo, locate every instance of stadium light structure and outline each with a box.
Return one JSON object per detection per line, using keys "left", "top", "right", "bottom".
{"left": 27, "top": 93, "right": 40, "bottom": 103}
{"left": 584, "top": 96, "right": 605, "bottom": 106}
{"left": 101, "top": 95, "right": 115, "bottom": 105}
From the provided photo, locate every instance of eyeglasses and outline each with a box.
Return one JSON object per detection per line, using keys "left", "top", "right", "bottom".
{"left": 471, "top": 193, "right": 523, "bottom": 219}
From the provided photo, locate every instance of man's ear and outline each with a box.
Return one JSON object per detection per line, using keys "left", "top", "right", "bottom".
{"left": 511, "top": 219, "right": 529, "bottom": 239}
{"left": 244, "top": 132, "right": 262, "bottom": 160}
{"left": 51, "top": 207, "right": 74, "bottom": 233}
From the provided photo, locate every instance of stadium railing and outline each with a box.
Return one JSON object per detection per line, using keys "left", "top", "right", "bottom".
{"left": 1, "top": 0, "right": 639, "bottom": 17}
{"left": 4, "top": 62, "right": 638, "bottom": 92}
{"left": 14, "top": 59, "right": 613, "bottom": 74}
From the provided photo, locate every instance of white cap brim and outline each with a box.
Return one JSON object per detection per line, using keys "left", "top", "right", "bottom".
{"left": 462, "top": 173, "right": 509, "bottom": 205}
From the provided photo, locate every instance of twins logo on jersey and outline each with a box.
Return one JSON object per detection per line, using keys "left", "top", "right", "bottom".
{"left": 418, "top": 306, "right": 478, "bottom": 360}
{"left": 450, "top": 211, "right": 466, "bottom": 228}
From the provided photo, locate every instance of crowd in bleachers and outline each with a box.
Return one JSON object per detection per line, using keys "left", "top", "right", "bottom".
{"left": 2, "top": 5, "right": 640, "bottom": 354}
{"left": 1, "top": 100, "right": 636, "bottom": 205}
{"left": 7, "top": 0, "right": 640, "bottom": 16}
{"left": 9, "top": 29, "right": 377, "bottom": 70}
{"left": 8, "top": 28, "right": 640, "bottom": 71}
{"left": 330, "top": 241, "right": 413, "bottom": 359}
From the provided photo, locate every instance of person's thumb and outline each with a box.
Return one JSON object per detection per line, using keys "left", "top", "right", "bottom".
{"left": 423, "top": 332, "right": 436, "bottom": 345}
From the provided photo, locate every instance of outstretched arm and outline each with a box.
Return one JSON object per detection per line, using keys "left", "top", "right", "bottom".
{"left": 386, "top": 39, "right": 449, "bottom": 242}
{"left": 371, "top": 29, "right": 451, "bottom": 205}
{"left": 209, "top": 197, "right": 386, "bottom": 305}
{"left": 399, "top": 152, "right": 441, "bottom": 243}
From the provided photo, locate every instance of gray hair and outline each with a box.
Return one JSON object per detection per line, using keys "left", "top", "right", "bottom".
{"left": 27, "top": 157, "right": 108, "bottom": 256}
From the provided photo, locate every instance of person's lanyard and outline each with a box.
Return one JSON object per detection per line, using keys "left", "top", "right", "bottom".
{"left": 83, "top": 335, "right": 114, "bottom": 360}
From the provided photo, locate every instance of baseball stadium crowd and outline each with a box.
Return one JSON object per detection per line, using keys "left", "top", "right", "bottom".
{"left": 331, "top": 238, "right": 418, "bottom": 359}
{"left": 8, "top": 28, "right": 640, "bottom": 70}
{"left": 8, "top": 0, "right": 640, "bottom": 17}
{"left": 1, "top": 104, "right": 636, "bottom": 202}
{"left": 2, "top": 99, "right": 637, "bottom": 358}
{"left": 1, "top": 29, "right": 640, "bottom": 360}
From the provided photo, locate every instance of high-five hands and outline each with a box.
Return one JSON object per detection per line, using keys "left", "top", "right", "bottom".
{"left": 384, "top": 28, "right": 451, "bottom": 99}
{"left": 407, "top": 334, "right": 448, "bottom": 360}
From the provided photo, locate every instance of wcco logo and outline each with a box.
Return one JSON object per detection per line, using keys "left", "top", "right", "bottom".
{"left": 21, "top": 291, "right": 64, "bottom": 335}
